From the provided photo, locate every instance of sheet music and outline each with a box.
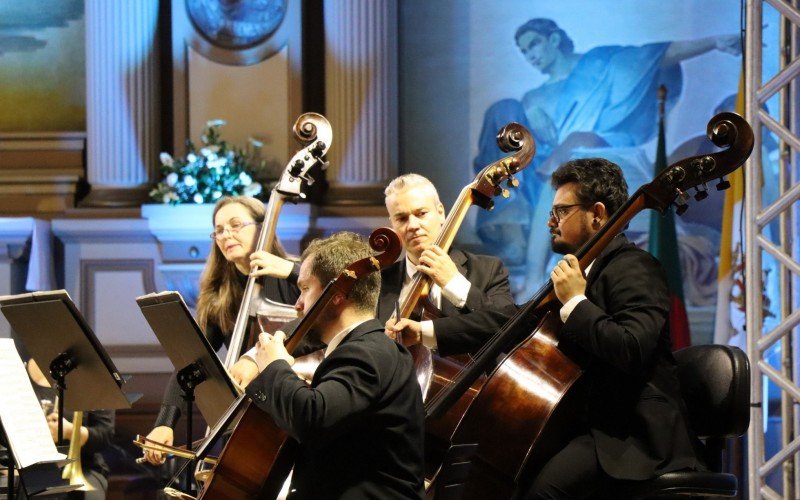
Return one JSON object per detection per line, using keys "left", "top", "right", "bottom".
{"left": 0, "top": 339, "right": 66, "bottom": 468}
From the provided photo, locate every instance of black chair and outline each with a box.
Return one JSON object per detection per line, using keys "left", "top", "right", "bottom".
{"left": 624, "top": 344, "right": 751, "bottom": 498}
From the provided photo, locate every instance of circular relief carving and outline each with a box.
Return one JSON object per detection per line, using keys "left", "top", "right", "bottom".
{"left": 186, "top": 0, "right": 287, "bottom": 51}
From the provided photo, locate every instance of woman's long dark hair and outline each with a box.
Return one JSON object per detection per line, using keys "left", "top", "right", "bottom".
{"left": 195, "top": 196, "right": 287, "bottom": 334}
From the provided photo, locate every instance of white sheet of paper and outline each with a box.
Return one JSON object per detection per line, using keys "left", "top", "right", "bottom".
{"left": 0, "top": 339, "right": 66, "bottom": 468}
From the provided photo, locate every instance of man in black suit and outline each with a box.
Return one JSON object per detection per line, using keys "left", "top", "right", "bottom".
{"left": 245, "top": 232, "right": 424, "bottom": 499}
{"left": 525, "top": 158, "right": 704, "bottom": 498}
{"left": 382, "top": 174, "right": 516, "bottom": 356}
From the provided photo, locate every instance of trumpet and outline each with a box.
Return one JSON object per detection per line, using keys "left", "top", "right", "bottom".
{"left": 62, "top": 411, "right": 94, "bottom": 491}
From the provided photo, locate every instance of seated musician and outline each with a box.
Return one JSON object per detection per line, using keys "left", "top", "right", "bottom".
{"left": 27, "top": 358, "right": 115, "bottom": 499}
{"left": 245, "top": 232, "right": 425, "bottom": 499}
{"left": 142, "top": 195, "right": 301, "bottom": 466}
{"left": 524, "top": 158, "right": 705, "bottom": 498}
{"left": 381, "top": 174, "right": 516, "bottom": 355}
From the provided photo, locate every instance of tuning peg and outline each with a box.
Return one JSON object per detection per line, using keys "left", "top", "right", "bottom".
{"left": 290, "top": 159, "right": 305, "bottom": 176}
{"left": 701, "top": 156, "right": 716, "bottom": 172}
{"left": 501, "top": 189, "right": 510, "bottom": 199}
{"left": 675, "top": 188, "right": 690, "bottom": 206}
{"left": 506, "top": 176, "right": 519, "bottom": 188}
{"left": 716, "top": 177, "right": 731, "bottom": 190}
{"left": 694, "top": 184, "right": 708, "bottom": 201}
{"left": 672, "top": 188, "right": 690, "bottom": 216}
{"left": 674, "top": 202, "right": 689, "bottom": 216}
{"left": 320, "top": 160, "right": 331, "bottom": 171}
{"left": 311, "top": 141, "right": 327, "bottom": 157}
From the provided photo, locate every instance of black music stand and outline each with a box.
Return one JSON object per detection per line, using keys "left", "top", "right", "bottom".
{"left": 136, "top": 291, "right": 239, "bottom": 492}
{"left": 1, "top": 417, "right": 81, "bottom": 499}
{"left": 0, "top": 290, "right": 139, "bottom": 495}
{"left": 0, "top": 336, "right": 97, "bottom": 499}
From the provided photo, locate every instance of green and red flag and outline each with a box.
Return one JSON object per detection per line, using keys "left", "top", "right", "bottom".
{"left": 648, "top": 86, "right": 691, "bottom": 350}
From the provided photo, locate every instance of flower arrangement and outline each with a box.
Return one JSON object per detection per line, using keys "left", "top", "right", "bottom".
{"left": 149, "top": 119, "right": 265, "bottom": 205}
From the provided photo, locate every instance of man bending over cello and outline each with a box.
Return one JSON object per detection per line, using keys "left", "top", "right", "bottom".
{"left": 245, "top": 232, "right": 425, "bottom": 499}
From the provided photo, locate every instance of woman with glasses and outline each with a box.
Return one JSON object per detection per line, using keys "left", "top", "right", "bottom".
{"left": 141, "top": 195, "right": 301, "bottom": 466}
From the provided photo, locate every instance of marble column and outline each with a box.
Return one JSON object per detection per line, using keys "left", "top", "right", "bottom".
{"left": 82, "top": 0, "right": 160, "bottom": 207}
{"left": 324, "top": 0, "right": 398, "bottom": 205}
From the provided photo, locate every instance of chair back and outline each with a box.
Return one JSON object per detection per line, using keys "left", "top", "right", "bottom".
{"left": 674, "top": 344, "right": 750, "bottom": 440}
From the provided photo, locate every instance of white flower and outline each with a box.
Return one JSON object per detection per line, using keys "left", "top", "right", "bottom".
{"left": 201, "top": 147, "right": 221, "bottom": 159}
{"left": 160, "top": 152, "right": 174, "bottom": 166}
{"left": 208, "top": 158, "right": 227, "bottom": 170}
{"left": 163, "top": 192, "right": 179, "bottom": 203}
{"left": 243, "top": 182, "right": 262, "bottom": 196}
{"left": 150, "top": 121, "right": 264, "bottom": 205}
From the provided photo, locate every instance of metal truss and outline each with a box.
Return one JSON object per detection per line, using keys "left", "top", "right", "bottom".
{"left": 746, "top": 0, "right": 800, "bottom": 498}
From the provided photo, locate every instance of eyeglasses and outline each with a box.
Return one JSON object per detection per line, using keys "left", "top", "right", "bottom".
{"left": 210, "top": 220, "right": 258, "bottom": 240}
{"left": 548, "top": 203, "right": 586, "bottom": 224}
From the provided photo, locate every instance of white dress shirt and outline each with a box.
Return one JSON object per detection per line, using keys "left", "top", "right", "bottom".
{"left": 401, "top": 255, "right": 471, "bottom": 350}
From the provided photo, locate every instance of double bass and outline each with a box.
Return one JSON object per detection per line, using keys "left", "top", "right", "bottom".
{"left": 383, "top": 122, "right": 536, "bottom": 483}
{"left": 225, "top": 112, "right": 333, "bottom": 366}
{"left": 134, "top": 113, "right": 331, "bottom": 486}
{"left": 393, "top": 121, "right": 535, "bottom": 338}
{"left": 190, "top": 227, "right": 403, "bottom": 499}
{"left": 424, "top": 112, "right": 755, "bottom": 498}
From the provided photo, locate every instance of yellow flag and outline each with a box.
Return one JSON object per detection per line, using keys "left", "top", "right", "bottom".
{"left": 713, "top": 74, "right": 746, "bottom": 345}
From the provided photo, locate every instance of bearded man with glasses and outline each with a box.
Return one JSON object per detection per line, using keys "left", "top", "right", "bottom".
{"left": 524, "top": 157, "right": 705, "bottom": 499}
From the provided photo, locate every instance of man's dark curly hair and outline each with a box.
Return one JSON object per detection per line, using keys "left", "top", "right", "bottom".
{"left": 550, "top": 158, "right": 629, "bottom": 216}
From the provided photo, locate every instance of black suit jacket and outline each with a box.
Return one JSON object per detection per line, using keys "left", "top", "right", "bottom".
{"left": 558, "top": 234, "right": 704, "bottom": 480}
{"left": 376, "top": 249, "right": 516, "bottom": 357}
{"left": 247, "top": 319, "right": 425, "bottom": 499}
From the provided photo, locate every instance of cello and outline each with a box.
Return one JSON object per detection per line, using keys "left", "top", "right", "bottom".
{"left": 188, "top": 227, "right": 403, "bottom": 499}
{"left": 424, "top": 112, "right": 755, "bottom": 498}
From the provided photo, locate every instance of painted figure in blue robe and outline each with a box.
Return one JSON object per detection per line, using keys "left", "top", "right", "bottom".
{"left": 474, "top": 18, "right": 740, "bottom": 298}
